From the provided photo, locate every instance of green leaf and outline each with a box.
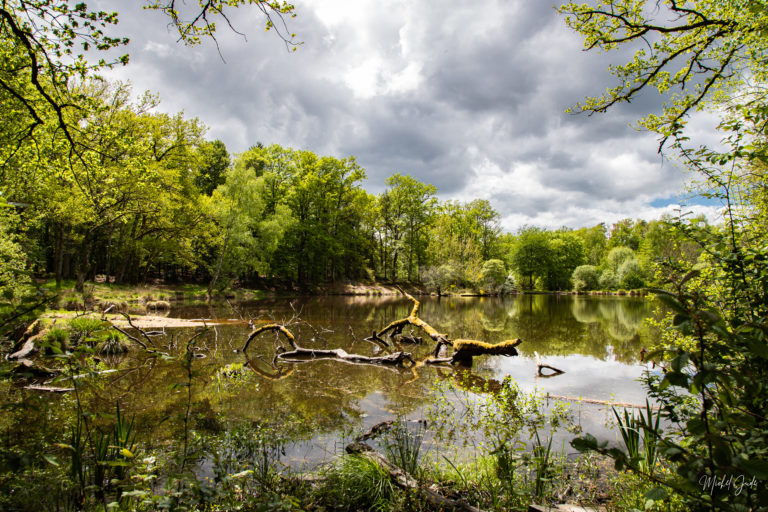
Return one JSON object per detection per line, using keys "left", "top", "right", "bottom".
{"left": 738, "top": 459, "right": 768, "bottom": 479}
{"left": 644, "top": 486, "right": 668, "bottom": 501}
{"left": 570, "top": 434, "right": 599, "bottom": 452}
{"left": 43, "top": 454, "right": 59, "bottom": 466}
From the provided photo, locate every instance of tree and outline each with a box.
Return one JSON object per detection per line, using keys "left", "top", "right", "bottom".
{"left": 557, "top": 0, "right": 768, "bottom": 144}
{"left": 480, "top": 259, "right": 507, "bottom": 293}
{"left": 605, "top": 246, "right": 636, "bottom": 274}
{"left": 194, "top": 140, "right": 230, "bottom": 195}
{"left": 0, "top": 1, "right": 296, "bottom": 165}
{"left": 609, "top": 219, "right": 647, "bottom": 251}
{"left": 544, "top": 231, "right": 586, "bottom": 290}
{"left": 574, "top": 223, "right": 608, "bottom": 266}
{"left": 509, "top": 227, "right": 551, "bottom": 291}
{"left": 274, "top": 150, "right": 371, "bottom": 283}
{"left": 376, "top": 174, "right": 437, "bottom": 282}
{"left": 571, "top": 264, "right": 599, "bottom": 291}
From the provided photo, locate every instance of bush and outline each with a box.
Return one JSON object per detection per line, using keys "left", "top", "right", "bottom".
{"left": 571, "top": 265, "right": 599, "bottom": 291}
{"left": 481, "top": 259, "right": 507, "bottom": 293}
{"left": 617, "top": 259, "right": 645, "bottom": 289}
{"left": 598, "top": 269, "right": 618, "bottom": 290}
{"left": 605, "top": 246, "right": 636, "bottom": 273}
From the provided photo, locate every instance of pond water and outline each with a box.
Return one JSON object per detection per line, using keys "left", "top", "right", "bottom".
{"left": 47, "top": 294, "right": 660, "bottom": 467}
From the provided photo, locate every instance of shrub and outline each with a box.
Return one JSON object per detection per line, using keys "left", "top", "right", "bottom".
{"left": 617, "top": 259, "right": 645, "bottom": 289}
{"left": 481, "top": 259, "right": 507, "bottom": 293}
{"left": 571, "top": 265, "right": 599, "bottom": 291}
{"left": 598, "top": 269, "right": 618, "bottom": 290}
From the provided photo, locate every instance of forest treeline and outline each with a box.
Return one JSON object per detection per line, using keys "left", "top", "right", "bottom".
{"left": 0, "top": 83, "right": 704, "bottom": 297}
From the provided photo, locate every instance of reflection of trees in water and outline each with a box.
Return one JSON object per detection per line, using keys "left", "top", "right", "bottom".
{"left": 55, "top": 295, "right": 658, "bottom": 453}
{"left": 480, "top": 301, "right": 509, "bottom": 332}
{"left": 571, "top": 299, "right": 601, "bottom": 324}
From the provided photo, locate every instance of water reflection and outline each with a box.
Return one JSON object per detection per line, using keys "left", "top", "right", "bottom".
{"left": 56, "top": 295, "right": 658, "bottom": 463}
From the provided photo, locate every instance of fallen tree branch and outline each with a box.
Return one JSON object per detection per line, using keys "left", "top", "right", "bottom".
{"left": 24, "top": 385, "right": 74, "bottom": 393}
{"left": 277, "top": 347, "right": 415, "bottom": 367}
{"left": 544, "top": 393, "right": 660, "bottom": 410}
{"left": 243, "top": 323, "right": 416, "bottom": 368}
{"left": 376, "top": 293, "right": 450, "bottom": 346}
{"left": 364, "top": 330, "right": 390, "bottom": 347}
{"left": 242, "top": 323, "right": 297, "bottom": 352}
{"left": 535, "top": 351, "right": 565, "bottom": 377}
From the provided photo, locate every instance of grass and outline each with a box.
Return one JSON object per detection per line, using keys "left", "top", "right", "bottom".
{"left": 315, "top": 454, "right": 396, "bottom": 511}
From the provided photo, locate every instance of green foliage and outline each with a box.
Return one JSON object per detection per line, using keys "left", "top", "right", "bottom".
{"left": 605, "top": 246, "right": 636, "bottom": 274}
{"left": 0, "top": 203, "right": 29, "bottom": 301}
{"left": 383, "top": 421, "right": 425, "bottom": 478}
{"left": 377, "top": 173, "right": 438, "bottom": 282}
{"left": 481, "top": 259, "right": 507, "bottom": 293}
{"left": 509, "top": 226, "right": 551, "bottom": 290}
{"left": 426, "top": 199, "right": 502, "bottom": 287}
{"left": 617, "top": 258, "right": 646, "bottom": 289}
{"left": 598, "top": 268, "right": 618, "bottom": 291}
{"left": 194, "top": 139, "right": 231, "bottom": 195}
{"left": 557, "top": 0, "right": 768, "bottom": 142}
{"left": 572, "top": 264, "right": 599, "bottom": 291}
{"left": 421, "top": 263, "right": 461, "bottom": 294}
{"left": 316, "top": 455, "right": 395, "bottom": 512}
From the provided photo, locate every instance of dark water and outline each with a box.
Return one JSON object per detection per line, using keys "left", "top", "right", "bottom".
{"left": 60, "top": 295, "right": 660, "bottom": 465}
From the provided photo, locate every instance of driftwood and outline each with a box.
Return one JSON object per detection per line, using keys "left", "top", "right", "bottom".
{"left": 346, "top": 440, "right": 487, "bottom": 512}
{"left": 376, "top": 292, "right": 450, "bottom": 347}
{"left": 24, "top": 385, "right": 74, "bottom": 393}
{"left": 535, "top": 351, "right": 565, "bottom": 377}
{"left": 277, "top": 347, "right": 415, "bottom": 367}
{"left": 240, "top": 293, "right": 524, "bottom": 372}
{"left": 242, "top": 323, "right": 416, "bottom": 368}
{"left": 544, "top": 393, "right": 660, "bottom": 410}
{"left": 242, "top": 323, "right": 296, "bottom": 352}
{"left": 8, "top": 338, "right": 39, "bottom": 360}
{"left": 378, "top": 292, "right": 524, "bottom": 366}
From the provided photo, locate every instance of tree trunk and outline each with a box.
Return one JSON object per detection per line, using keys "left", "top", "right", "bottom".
{"left": 75, "top": 232, "right": 92, "bottom": 293}
{"left": 54, "top": 223, "right": 64, "bottom": 287}
{"left": 208, "top": 229, "right": 230, "bottom": 301}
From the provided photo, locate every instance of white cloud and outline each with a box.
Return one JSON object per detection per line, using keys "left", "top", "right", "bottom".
{"left": 99, "top": 0, "right": 726, "bottom": 232}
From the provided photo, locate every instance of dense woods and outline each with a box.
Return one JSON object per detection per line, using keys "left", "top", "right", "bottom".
{"left": 1, "top": 94, "right": 702, "bottom": 298}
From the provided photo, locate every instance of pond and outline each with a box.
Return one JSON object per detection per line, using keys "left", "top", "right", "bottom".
{"left": 25, "top": 294, "right": 660, "bottom": 468}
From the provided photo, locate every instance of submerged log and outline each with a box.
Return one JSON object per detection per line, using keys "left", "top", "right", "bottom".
{"left": 24, "top": 385, "right": 74, "bottom": 393}
{"left": 452, "top": 338, "right": 521, "bottom": 359}
{"left": 535, "top": 351, "right": 565, "bottom": 377}
{"left": 425, "top": 338, "right": 522, "bottom": 366}
{"left": 277, "top": 347, "right": 415, "bottom": 367}
{"left": 243, "top": 323, "right": 415, "bottom": 368}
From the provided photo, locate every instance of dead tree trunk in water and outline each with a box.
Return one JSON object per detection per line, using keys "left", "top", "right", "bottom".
{"left": 241, "top": 324, "right": 416, "bottom": 368}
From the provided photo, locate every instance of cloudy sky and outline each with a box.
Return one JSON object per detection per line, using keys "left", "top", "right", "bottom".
{"left": 103, "top": 0, "right": 722, "bottom": 232}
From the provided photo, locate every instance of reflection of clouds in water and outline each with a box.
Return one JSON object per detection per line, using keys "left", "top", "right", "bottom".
{"left": 483, "top": 354, "right": 651, "bottom": 405}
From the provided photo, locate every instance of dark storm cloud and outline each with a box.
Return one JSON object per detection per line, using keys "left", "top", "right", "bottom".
{"left": 100, "top": 0, "right": 714, "bottom": 229}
